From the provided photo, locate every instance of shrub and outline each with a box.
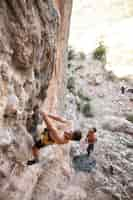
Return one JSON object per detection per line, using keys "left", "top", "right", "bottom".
{"left": 68, "top": 63, "right": 75, "bottom": 69}
{"left": 76, "top": 91, "right": 93, "bottom": 117}
{"left": 68, "top": 63, "right": 71, "bottom": 68}
{"left": 68, "top": 46, "right": 76, "bottom": 60}
{"left": 78, "top": 51, "right": 86, "bottom": 60}
{"left": 81, "top": 103, "right": 93, "bottom": 117}
{"left": 126, "top": 114, "right": 133, "bottom": 123}
{"left": 67, "top": 77, "right": 75, "bottom": 93}
{"left": 93, "top": 41, "right": 106, "bottom": 62}
{"left": 76, "top": 102, "right": 81, "bottom": 111}
{"left": 77, "top": 90, "right": 91, "bottom": 102}
{"left": 106, "top": 71, "right": 117, "bottom": 81}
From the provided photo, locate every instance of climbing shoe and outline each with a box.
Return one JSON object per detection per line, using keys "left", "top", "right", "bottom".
{"left": 27, "top": 158, "right": 39, "bottom": 165}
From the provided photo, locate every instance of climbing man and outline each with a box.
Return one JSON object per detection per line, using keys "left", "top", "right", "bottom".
{"left": 27, "top": 112, "right": 82, "bottom": 165}
{"left": 86, "top": 128, "right": 97, "bottom": 157}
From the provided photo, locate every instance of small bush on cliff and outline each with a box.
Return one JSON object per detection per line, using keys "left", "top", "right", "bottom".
{"left": 106, "top": 71, "right": 117, "bottom": 82}
{"left": 126, "top": 114, "right": 133, "bottom": 123}
{"left": 76, "top": 101, "right": 81, "bottom": 111}
{"left": 67, "top": 77, "right": 75, "bottom": 93}
{"left": 82, "top": 103, "right": 93, "bottom": 117}
{"left": 76, "top": 90, "right": 93, "bottom": 117}
{"left": 68, "top": 46, "right": 76, "bottom": 60}
{"left": 93, "top": 41, "right": 106, "bottom": 62}
{"left": 78, "top": 51, "right": 86, "bottom": 60}
{"left": 77, "top": 90, "right": 91, "bottom": 102}
{"left": 68, "top": 63, "right": 71, "bottom": 68}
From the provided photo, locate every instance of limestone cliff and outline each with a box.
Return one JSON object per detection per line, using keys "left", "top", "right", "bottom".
{"left": 0, "top": 1, "right": 73, "bottom": 200}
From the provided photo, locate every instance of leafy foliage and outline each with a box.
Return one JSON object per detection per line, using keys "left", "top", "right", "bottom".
{"left": 77, "top": 90, "right": 91, "bottom": 102}
{"left": 82, "top": 103, "right": 93, "bottom": 117}
{"left": 67, "top": 77, "right": 75, "bottom": 93}
{"left": 78, "top": 51, "right": 86, "bottom": 60}
{"left": 93, "top": 41, "right": 106, "bottom": 62}
{"left": 126, "top": 114, "right": 133, "bottom": 123}
{"left": 68, "top": 46, "right": 76, "bottom": 60}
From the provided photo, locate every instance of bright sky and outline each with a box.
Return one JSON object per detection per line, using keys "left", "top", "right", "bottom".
{"left": 69, "top": 0, "right": 133, "bottom": 77}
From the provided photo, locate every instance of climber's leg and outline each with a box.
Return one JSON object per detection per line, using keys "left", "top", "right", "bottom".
{"left": 27, "top": 146, "right": 39, "bottom": 165}
{"left": 27, "top": 140, "right": 44, "bottom": 165}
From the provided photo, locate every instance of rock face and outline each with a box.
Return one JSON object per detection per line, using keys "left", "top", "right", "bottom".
{"left": 0, "top": 0, "right": 72, "bottom": 117}
{"left": 0, "top": 1, "right": 73, "bottom": 200}
{"left": 0, "top": 0, "right": 57, "bottom": 121}
{"left": 45, "top": 0, "right": 73, "bottom": 112}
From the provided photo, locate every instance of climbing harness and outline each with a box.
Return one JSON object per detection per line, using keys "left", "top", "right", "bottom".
{"left": 40, "top": 128, "right": 55, "bottom": 146}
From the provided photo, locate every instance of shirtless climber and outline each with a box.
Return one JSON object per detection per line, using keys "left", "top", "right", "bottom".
{"left": 27, "top": 112, "right": 82, "bottom": 165}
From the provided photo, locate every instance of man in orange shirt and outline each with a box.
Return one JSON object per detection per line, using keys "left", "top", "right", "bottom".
{"left": 86, "top": 128, "right": 97, "bottom": 156}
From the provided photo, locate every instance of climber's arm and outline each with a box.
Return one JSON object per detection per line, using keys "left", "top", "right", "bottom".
{"left": 47, "top": 113, "right": 68, "bottom": 124}
{"left": 42, "top": 113, "right": 68, "bottom": 144}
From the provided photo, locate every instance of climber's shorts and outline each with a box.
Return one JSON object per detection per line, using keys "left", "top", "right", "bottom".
{"left": 35, "top": 139, "right": 45, "bottom": 149}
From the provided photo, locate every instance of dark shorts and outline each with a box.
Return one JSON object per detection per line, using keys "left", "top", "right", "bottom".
{"left": 87, "top": 144, "right": 94, "bottom": 152}
{"left": 35, "top": 139, "right": 45, "bottom": 149}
